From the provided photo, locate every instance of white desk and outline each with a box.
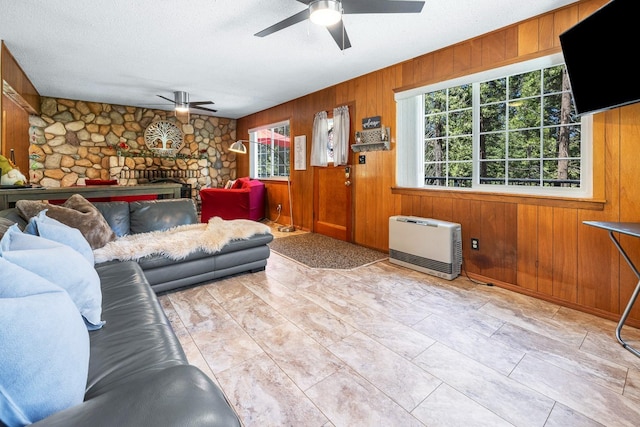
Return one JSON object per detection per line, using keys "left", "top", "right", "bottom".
{"left": 584, "top": 221, "right": 640, "bottom": 358}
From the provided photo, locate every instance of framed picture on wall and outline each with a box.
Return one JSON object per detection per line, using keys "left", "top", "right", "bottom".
{"left": 294, "top": 135, "right": 306, "bottom": 170}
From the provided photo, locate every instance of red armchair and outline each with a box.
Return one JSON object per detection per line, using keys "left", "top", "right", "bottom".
{"left": 200, "top": 177, "right": 266, "bottom": 222}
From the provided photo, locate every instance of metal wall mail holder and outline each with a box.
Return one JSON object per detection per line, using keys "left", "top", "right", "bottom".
{"left": 351, "top": 127, "right": 390, "bottom": 152}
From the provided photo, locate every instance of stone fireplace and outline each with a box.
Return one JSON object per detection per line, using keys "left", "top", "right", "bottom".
{"left": 28, "top": 97, "right": 238, "bottom": 202}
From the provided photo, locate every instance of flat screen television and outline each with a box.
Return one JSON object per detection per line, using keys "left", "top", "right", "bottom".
{"left": 559, "top": 0, "right": 637, "bottom": 115}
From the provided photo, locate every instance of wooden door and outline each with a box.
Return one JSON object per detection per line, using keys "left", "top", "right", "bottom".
{"left": 313, "top": 165, "right": 353, "bottom": 241}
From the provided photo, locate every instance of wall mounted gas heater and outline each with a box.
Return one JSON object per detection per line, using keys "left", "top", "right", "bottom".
{"left": 388, "top": 216, "right": 462, "bottom": 280}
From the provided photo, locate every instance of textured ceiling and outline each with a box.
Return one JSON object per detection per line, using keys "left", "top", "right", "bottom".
{"left": 0, "top": 0, "right": 579, "bottom": 119}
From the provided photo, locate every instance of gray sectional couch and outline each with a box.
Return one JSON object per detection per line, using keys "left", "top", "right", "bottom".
{"left": 0, "top": 197, "right": 273, "bottom": 426}
{"left": 92, "top": 198, "right": 274, "bottom": 293}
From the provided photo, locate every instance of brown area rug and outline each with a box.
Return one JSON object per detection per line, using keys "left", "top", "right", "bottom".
{"left": 269, "top": 233, "right": 387, "bottom": 269}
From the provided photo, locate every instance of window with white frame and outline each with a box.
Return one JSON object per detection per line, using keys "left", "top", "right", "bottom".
{"left": 396, "top": 54, "right": 592, "bottom": 197}
{"left": 249, "top": 120, "right": 291, "bottom": 179}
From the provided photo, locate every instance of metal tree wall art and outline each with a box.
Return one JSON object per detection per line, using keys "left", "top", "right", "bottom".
{"left": 144, "top": 121, "right": 184, "bottom": 156}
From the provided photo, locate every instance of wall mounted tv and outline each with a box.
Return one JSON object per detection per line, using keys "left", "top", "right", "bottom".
{"left": 559, "top": 0, "right": 636, "bottom": 116}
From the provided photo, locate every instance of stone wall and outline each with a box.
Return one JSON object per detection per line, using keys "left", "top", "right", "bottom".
{"left": 28, "top": 97, "right": 238, "bottom": 199}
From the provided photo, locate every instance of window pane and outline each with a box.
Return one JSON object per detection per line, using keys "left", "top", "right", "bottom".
{"left": 509, "top": 129, "right": 540, "bottom": 158}
{"left": 449, "top": 136, "right": 472, "bottom": 161}
{"left": 543, "top": 93, "right": 579, "bottom": 126}
{"left": 449, "top": 85, "right": 472, "bottom": 110}
{"left": 543, "top": 159, "right": 580, "bottom": 187}
{"left": 425, "top": 113, "right": 446, "bottom": 138}
{"left": 449, "top": 109, "right": 472, "bottom": 135}
{"left": 509, "top": 97, "right": 541, "bottom": 129}
{"left": 480, "top": 78, "right": 506, "bottom": 104}
{"left": 543, "top": 126, "right": 580, "bottom": 158}
{"left": 448, "top": 162, "right": 472, "bottom": 188}
{"left": 543, "top": 65, "right": 565, "bottom": 94}
{"left": 480, "top": 160, "right": 506, "bottom": 184}
{"left": 508, "top": 160, "right": 540, "bottom": 185}
{"left": 425, "top": 138, "right": 446, "bottom": 162}
{"left": 425, "top": 90, "right": 447, "bottom": 113}
{"left": 480, "top": 102, "right": 506, "bottom": 132}
{"left": 425, "top": 162, "right": 446, "bottom": 186}
{"left": 509, "top": 70, "right": 541, "bottom": 99}
{"left": 480, "top": 133, "right": 505, "bottom": 160}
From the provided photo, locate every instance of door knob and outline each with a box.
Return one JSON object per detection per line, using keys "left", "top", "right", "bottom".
{"left": 345, "top": 180, "right": 351, "bottom": 186}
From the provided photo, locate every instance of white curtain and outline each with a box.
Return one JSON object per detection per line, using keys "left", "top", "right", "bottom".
{"left": 311, "top": 111, "right": 328, "bottom": 166}
{"left": 396, "top": 96, "right": 423, "bottom": 187}
{"left": 332, "top": 105, "right": 350, "bottom": 166}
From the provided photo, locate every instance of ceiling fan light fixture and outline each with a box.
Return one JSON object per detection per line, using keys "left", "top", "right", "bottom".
{"left": 173, "top": 91, "right": 190, "bottom": 112}
{"left": 309, "top": 0, "right": 342, "bottom": 27}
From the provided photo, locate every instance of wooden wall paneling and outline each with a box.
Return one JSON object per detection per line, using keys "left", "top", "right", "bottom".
{"left": 419, "top": 196, "right": 434, "bottom": 219}
{"left": 538, "top": 14, "right": 555, "bottom": 51}
{"left": 378, "top": 65, "right": 398, "bottom": 249}
{"left": 477, "top": 201, "right": 517, "bottom": 283}
{"left": 552, "top": 5, "right": 579, "bottom": 49}
{"left": 618, "top": 104, "right": 640, "bottom": 321}
{"left": 1, "top": 93, "right": 29, "bottom": 172}
{"left": 517, "top": 16, "right": 544, "bottom": 54}
{"left": 366, "top": 72, "right": 384, "bottom": 247}
{"left": 537, "top": 206, "right": 554, "bottom": 295}
{"left": 517, "top": 204, "right": 539, "bottom": 291}
{"left": 551, "top": 207, "right": 579, "bottom": 302}
{"left": 433, "top": 49, "right": 454, "bottom": 81}
{"left": 465, "top": 199, "right": 484, "bottom": 275}
{"left": 400, "top": 59, "right": 416, "bottom": 88}
{"left": 504, "top": 26, "right": 519, "bottom": 60}
{"left": 452, "top": 42, "right": 472, "bottom": 75}
{"left": 577, "top": 109, "right": 620, "bottom": 313}
{"left": 1, "top": 42, "right": 40, "bottom": 114}
{"left": 431, "top": 196, "right": 453, "bottom": 223}
{"left": 413, "top": 54, "right": 434, "bottom": 87}
{"left": 353, "top": 75, "right": 369, "bottom": 244}
{"left": 481, "top": 30, "right": 508, "bottom": 66}
{"left": 469, "top": 39, "right": 483, "bottom": 70}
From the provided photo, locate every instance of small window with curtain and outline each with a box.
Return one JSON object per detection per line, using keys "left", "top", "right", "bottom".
{"left": 249, "top": 120, "right": 290, "bottom": 179}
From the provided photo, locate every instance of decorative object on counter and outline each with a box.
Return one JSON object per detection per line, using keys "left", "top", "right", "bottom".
{"left": 144, "top": 121, "right": 184, "bottom": 156}
{"left": 0, "top": 154, "right": 27, "bottom": 186}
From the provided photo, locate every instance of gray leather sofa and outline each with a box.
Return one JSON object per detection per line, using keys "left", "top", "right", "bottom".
{"left": 93, "top": 198, "right": 274, "bottom": 293}
{"left": 0, "top": 197, "right": 273, "bottom": 426}
{"left": 31, "top": 260, "right": 241, "bottom": 426}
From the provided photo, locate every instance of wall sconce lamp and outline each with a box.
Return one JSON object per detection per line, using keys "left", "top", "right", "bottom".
{"left": 229, "top": 140, "right": 295, "bottom": 232}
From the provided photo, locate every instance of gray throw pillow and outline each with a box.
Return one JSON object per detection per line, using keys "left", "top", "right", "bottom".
{"left": 16, "top": 194, "right": 116, "bottom": 249}
{"left": 0, "top": 217, "right": 15, "bottom": 239}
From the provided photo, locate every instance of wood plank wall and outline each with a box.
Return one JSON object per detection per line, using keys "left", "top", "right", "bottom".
{"left": 238, "top": 0, "right": 640, "bottom": 326}
{"left": 1, "top": 41, "right": 41, "bottom": 172}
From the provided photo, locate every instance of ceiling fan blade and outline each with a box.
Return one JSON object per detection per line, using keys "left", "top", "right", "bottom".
{"left": 342, "top": 0, "right": 425, "bottom": 14}
{"left": 191, "top": 105, "right": 218, "bottom": 113}
{"left": 295, "top": 0, "right": 313, "bottom": 4}
{"left": 157, "top": 95, "right": 175, "bottom": 103}
{"left": 255, "top": 8, "right": 310, "bottom": 37}
{"left": 327, "top": 21, "right": 352, "bottom": 50}
{"left": 189, "top": 101, "right": 215, "bottom": 106}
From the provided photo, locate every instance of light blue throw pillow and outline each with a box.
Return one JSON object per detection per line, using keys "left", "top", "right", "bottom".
{"left": 0, "top": 257, "right": 89, "bottom": 427}
{"left": 24, "top": 209, "right": 94, "bottom": 265}
{"left": 0, "top": 224, "right": 105, "bottom": 330}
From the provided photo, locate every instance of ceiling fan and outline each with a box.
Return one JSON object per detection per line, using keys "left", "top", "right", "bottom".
{"left": 156, "top": 91, "right": 217, "bottom": 113}
{"left": 255, "top": 0, "right": 425, "bottom": 50}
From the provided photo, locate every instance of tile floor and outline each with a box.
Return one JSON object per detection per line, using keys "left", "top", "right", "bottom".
{"left": 159, "top": 242, "right": 640, "bottom": 426}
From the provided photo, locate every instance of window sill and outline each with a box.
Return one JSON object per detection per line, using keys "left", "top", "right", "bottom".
{"left": 391, "top": 187, "right": 606, "bottom": 211}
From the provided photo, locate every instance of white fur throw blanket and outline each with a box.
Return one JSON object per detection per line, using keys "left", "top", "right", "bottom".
{"left": 93, "top": 217, "right": 270, "bottom": 263}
